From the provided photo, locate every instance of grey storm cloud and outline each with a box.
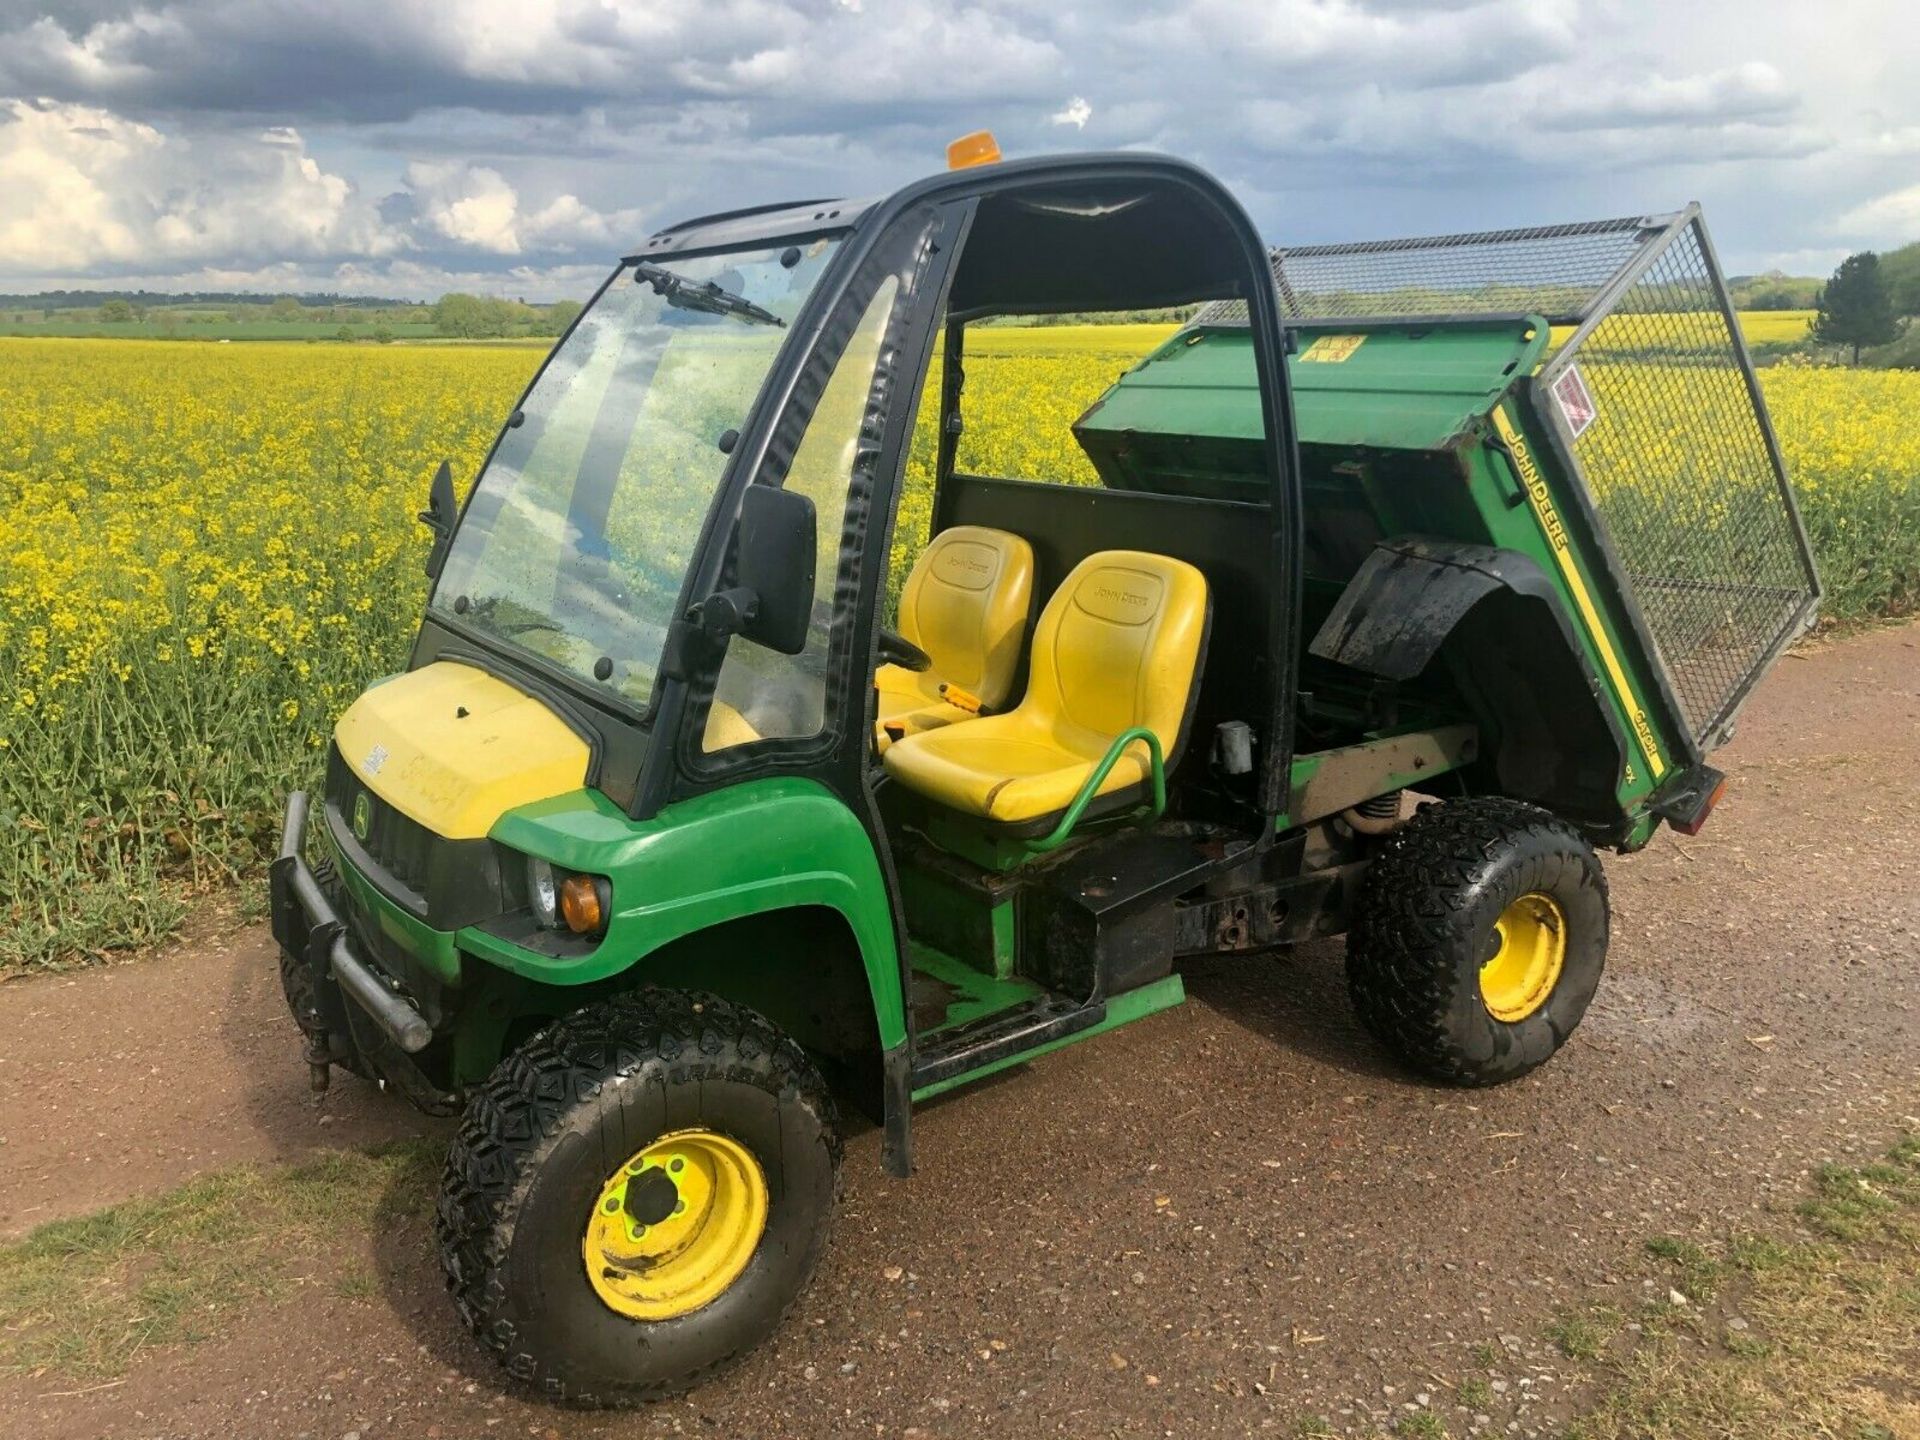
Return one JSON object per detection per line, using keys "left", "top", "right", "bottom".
{"left": 1, "top": 0, "right": 1917, "bottom": 295}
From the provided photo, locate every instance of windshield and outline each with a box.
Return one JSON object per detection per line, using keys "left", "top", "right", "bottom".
{"left": 431, "top": 237, "right": 843, "bottom": 710}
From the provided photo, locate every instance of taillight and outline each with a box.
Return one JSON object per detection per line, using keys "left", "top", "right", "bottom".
{"left": 1670, "top": 776, "right": 1728, "bottom": 836}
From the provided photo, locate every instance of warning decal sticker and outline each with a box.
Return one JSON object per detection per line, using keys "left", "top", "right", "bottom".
{"left": 1550, "top": 365, "right": 1598, "bottom": 438}
{"left": 1298, "top": 333, "right": 1367, "bottom": 363}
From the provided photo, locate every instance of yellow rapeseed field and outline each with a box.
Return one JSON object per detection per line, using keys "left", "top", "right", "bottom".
{"left": 1, "top": 332, "right": 1915, "bottom": 968}
{"left": 0, "top": 339, "right": 532, "bottom": 964}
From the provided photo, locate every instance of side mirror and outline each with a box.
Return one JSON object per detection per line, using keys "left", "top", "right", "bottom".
{"left": 729, "top": 483, "right": 817, "bottom": 655}
{"left": 419, "top": 460, "right": 457, "bottom": 579}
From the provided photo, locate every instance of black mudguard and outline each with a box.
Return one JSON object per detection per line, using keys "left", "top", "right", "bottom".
{"left": 1311, "top": 538, "right": 1558, "bottom": 680}
{"left": 1310, "top": 538, "right": 1632, "bottom": 835}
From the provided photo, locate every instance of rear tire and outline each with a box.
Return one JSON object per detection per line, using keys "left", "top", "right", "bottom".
{"left": 436, "top": 988, "right": 840, "bottom": 1407}
{"left": 1347, "top": 797, "right": 1608, "bottom": 1086}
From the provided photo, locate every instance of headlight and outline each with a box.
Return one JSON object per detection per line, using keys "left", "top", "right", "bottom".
{"left": 525, "top": 855, "right": 610, "bottom": 939}
{"left": 527, "top": 856, "right": 559, "bottom": 928}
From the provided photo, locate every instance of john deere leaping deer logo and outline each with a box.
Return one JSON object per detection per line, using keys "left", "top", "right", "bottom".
{"left": 352, "top": 790, "right": 372, "bottom": 842}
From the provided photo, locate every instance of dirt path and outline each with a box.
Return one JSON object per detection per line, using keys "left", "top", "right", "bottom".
{"left": 2, "top": 622, "right": 1917, "bottom": 1439}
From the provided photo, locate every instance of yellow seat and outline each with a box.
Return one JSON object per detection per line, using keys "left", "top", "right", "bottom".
{"left": 883, "top": 550, "right": 1209, "bottom": 826}
{"left": 703, "top": 699, "right": 761, "bottom": 751}
{"left": 874, "top": 526, "right": 1035, "bottom": 750}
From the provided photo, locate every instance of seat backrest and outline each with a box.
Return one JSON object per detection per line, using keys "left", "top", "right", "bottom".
{"left": 896, "top": 526, "right": 1035, "bottom": 706}
{"left": 1024, "top": 550, "right": 1209, "bottom": 754}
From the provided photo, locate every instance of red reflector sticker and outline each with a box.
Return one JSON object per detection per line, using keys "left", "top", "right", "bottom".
{"left": 1550, "top": 365, "right": 1598, "bottom": 438}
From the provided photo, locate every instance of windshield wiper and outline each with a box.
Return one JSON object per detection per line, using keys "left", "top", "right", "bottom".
{"left": 635, "top": 262, "right": 786, "bottom": 328}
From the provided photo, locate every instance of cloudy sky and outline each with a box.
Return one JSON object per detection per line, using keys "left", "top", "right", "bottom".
{"left": 2, "top": 0, "right": 1916, "bottom": 300}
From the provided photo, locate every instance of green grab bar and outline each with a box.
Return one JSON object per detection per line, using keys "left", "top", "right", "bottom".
{"left": 1024, "top": 726, "right": 1165, "bottom": 855}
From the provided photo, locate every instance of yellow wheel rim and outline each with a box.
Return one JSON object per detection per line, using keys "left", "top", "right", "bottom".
{"left": 582, "top": 1128, "right": 769, "bottom": 1322}
{"left": 1479, "top": 891, "right": 1568, "bottom": 1022}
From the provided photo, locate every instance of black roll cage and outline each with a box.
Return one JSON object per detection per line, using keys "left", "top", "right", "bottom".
{"left": 641, "top": 153, "right": 1304, "bottom": 830}
{"left": 411, "top": 154, "right": 1302, "bottom": 838}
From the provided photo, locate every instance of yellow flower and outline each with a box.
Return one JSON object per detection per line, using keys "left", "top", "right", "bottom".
{"left": 0, "top": 325, "right": 1913, "bottom": 968}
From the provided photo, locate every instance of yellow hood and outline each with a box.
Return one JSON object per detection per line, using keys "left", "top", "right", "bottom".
{"left": 333, "top": 661, "right": 592, "bottom": 840}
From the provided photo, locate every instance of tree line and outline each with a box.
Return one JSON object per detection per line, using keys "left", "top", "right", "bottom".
{"left": 12, "top": 293, "right": 587, "bottom": 340}
{"left": 428, "top": 294, "right": 582, "bottom": 338}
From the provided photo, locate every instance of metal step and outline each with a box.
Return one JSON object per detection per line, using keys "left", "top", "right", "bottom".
{"left": 908, "top": 992, "right": 1105, "bottom": 1090}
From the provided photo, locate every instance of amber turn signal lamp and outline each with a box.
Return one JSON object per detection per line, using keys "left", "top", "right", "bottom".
{"left": 947, "top": 130, "right": 1002, "bottom": 170}
{"left": 559, "top": 873, "right": 607, "bottom": 935}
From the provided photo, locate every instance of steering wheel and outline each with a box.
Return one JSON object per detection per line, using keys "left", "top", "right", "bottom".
{"left": 876, "top": 627, "right": 933, "bottom": 673}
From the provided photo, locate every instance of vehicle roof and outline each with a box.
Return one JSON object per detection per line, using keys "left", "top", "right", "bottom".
{"left": 630, "top": 152, "right": 1273, "bottom": 325}
{"left": 627, "top": 195, "right": 879, "bottom": 260}
{"left": 628, "top": 150, "right": 1262, "bottom": 265}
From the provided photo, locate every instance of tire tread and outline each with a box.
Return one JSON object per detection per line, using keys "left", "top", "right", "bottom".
{"left": 1347, "top": 797, "right": 1607, "bottom": 1086}
{"left": 435, "top": 988, "right": 839, "bottom": 1407}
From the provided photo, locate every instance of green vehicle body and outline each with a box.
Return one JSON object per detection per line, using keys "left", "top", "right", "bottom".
{"left": 271, "top": 156, "right": 1818, "bottom": 1179}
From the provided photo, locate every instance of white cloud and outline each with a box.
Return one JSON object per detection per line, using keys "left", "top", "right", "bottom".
{"left": 405, "top": 161, "right": 521, "bottom": 253}
{"left": 1835, "top": 184, "right": 1920, "bottom": 246}
{"left": 0, "top": 99, "right": 648, "bottom": 284}
{"left": 401, "top": 161, "right": 644, "bottom": 256}
{"left": 1519, "top": 61, "right": 1794, "bottom": 132}
{"left": 1051, "top": 96, "right": 1092, "bottom": 130}
{"left": 0, "top": 97, "right": 393, "bottom": 272}
{"left": 1125, "top": 0, "right": 1579, "bottom": 87}
{"left": 1, "top": 0, "right": 1917, "bottom": 286}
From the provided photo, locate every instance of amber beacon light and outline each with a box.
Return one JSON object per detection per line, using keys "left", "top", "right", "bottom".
{"left": 946, "top": 130, "right": 1002, "bottom": 170}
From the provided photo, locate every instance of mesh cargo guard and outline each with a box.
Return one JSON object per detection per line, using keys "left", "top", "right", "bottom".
{"left": 1197, "top": 207, "right": 1821, "bottom": 751}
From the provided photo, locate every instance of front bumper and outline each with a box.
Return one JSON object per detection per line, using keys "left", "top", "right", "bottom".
{"left": 270, "top": 790, "right": 433, "bottom": 1055}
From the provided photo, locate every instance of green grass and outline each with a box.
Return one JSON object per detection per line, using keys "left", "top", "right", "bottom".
{"left": 0, "top": 318, "right": 444, "bottom": 341}
{"left": 1549, "top": 1309, "right": 1620, "bottom": 1360}
{"left": 1644, "top": 1235, "right": 1725, "bottom": 1300}
{"left": 1563, "top": 1136, "right": 1920, "bottom": 1439}
{"left": 0, "top": 1141, "right": 437, "bottom": 1379}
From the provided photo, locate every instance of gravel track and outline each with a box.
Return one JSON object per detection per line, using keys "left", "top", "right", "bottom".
{"left": 2, "top": 620, "right": 1915, "bottom": 1439}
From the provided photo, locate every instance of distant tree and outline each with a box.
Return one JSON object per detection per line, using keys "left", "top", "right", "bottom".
{"left": 1813, "top": 252, "right": 1907, "bottom": 365}
{"left": 269, "top": 296, "right": 304, "bottom": 321}
{"left": 335, "top": 325, "right": 355, "bottom": 341}
{"left": 372, "top": 324, "right": 395, "bottom": 344}
{"left": 130, "top": 301, "right": 148, "bottom": 321}
{"left": 433, "top": 292, "right": 485, "bottom": 337}
{"left": 1878, "top": 241, "right": 1920, "bottom": 317}
{"left": 100, "top": 298, "right": 135, "bottom": 323}
{"left": 155, "top": 312, "right": 182, "bottom": 337}
{"left": 537, "top": 299, "right": 584, "bottom": 337}
{"left": 431, "top": 292, "right": 527, "bottom": 338}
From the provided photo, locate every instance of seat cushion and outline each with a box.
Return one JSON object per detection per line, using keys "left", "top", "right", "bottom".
{"left": 873, "top": 526, "right": 1034, "bottom": 753}
{"left": 895, "top": 526, "right": 1034, "bottom": 708}
{"left": 883, "top": 711, "right": 1157, "bottom": 822}
{"left": 874, "top": 661, "right": 944, "bottom": 718}
{"left": 703, "top": 700, "right": 762, "bottom": 751}
{"left": 884, "top": 548, "right": 1208, "bottom": 827}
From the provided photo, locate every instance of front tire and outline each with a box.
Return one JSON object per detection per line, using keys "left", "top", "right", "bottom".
{"left": 1347, "top": 798, "right": 1608, "bottom": 1086}
{"left": 436, "top": 989, "right": 840, "bottom": 1407}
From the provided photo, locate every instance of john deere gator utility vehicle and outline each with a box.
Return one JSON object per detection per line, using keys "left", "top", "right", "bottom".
{"left": 271, "top": 138, "right": 1819, "bottom": 1404}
